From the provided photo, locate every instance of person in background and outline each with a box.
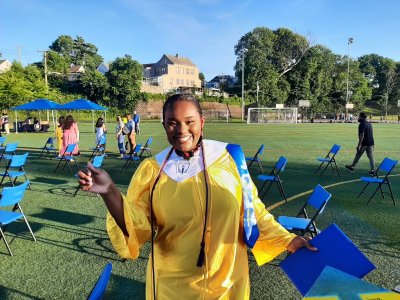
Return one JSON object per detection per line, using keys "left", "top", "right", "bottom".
{"left": 61, "top": 115, "right": 80, "bottom": 155}
{"left": 133, "top": 110, "right": 140, "bottom": 135}
{"left": 95, "top": 117, "right": 107, "bottom": 146}
{"left": 55, "top": 116, "right": 65, "bottom": 157}
{"left": 77, "top": 93, "right": 315, "bottom": 299}
{"left": 125, "top": 113, "right": 136, "bottom": 154}
{"left": 1, "top": 112, "right": 10, "bottom": 134}
{"left": 115, "top": 115, "right": 125, "bottom": 158}
{"left": 345, "top": 112, "right": 375, "bottom": 175}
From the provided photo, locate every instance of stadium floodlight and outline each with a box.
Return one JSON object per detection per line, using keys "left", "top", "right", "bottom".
{"left": 298, "top": 100, "right": 310, "bottom": 108}
{"left": 275, "top": 104, "right": 284, "bottom": 109}
{"left": 247, "top": 107, "right": 298, "bottom": 124}
{"left": 345, "top": 103, "right": 354, "bottom": 109}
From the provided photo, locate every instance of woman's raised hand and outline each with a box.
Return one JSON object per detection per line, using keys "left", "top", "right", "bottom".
{"left": 77, "top": 162, "right": 114, "bottom": 195}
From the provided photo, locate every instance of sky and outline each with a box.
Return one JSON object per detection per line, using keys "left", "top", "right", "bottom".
{"left": 1, "top": 0, "right": 400, "bottom": 80}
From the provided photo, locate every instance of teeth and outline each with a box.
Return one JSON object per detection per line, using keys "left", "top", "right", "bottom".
{"left": 178, "top": 136, "right": 191, "bottom": 142}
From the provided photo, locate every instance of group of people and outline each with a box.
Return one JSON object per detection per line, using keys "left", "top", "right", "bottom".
{"left": 115, "top": 111, "right": 140, "bottom": 158}
{"left": 55, "top": 115, "right": 80, "bottom": 156}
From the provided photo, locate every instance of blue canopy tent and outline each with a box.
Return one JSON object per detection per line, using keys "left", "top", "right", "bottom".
{"left": 11, "top": 98, "right": 63, "bottom": 133}
{"left": 59, "top": 98, "right": 108, "bottom": 132}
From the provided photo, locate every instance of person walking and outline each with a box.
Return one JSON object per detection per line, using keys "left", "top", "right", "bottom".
{"left": 55, "top": 116, "right": 65, "bottom": 157}
{"left": 345, "top": 112, "right": 375, "bottom": 175}
{"left": 95, "top": 117, "right": 107, "bottom": 145}
{"left": 133, "top": 110, "right": 140, "bottom": 135}
{"left": 61, "top": 115, "right": 80, "bottom": 155}
{"left": 115, "top": 115, "right": 125, "bottom": 158}
{"left": 125, "top": 113, "right": 136, "bottom": 154}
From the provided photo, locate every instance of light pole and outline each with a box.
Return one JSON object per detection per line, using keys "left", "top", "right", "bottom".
{"left": 346, "top": 37, "right": 353, "bottom": 120}
{"left": 240, "top": 48, "right": 248, "bottom": 122}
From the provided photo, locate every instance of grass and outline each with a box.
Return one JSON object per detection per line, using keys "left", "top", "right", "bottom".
{"left": 0, "top": 121, "right": 399, "bottom": 299}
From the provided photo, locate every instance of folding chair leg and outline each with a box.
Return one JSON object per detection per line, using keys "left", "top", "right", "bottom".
{"left": 19, "top": 206, "right": 36, "bottom": 242}
{"left": 367, "top": 185, "right": 381, "bottom": 204}
{"left": 261, "top": 181, "right": 273, "bottom": 198}
{"left": 257, "top": 161, "right": 264, "bottom": 174}
{"left": 379, "top": 185, "right": 385, "bottom": 199}
{"left": 333, "top": 161, "right": 340, "bottom": 176}
{"left": 54, "top": 159, "right": 63, "bottom": 172}
{"left": 315, "top": 162, "right": 324, "bottom": 174}
{"left": 73, "top": 185, "right": 80, "bottom": 197}
{"left": 0, "top": 227, "right": 13, "bottom": 256}
{"left": 387, "top": 183, "right": 396, "bottom": 205}
{"left": 38, "top": 149, "right": 45, "bottom": 158}
{"left": 278, "top": 181, "right": 288, "bottom": 203}
{"left": 357, "top": 183, "right": 370, "bottom": 199}
{"left": 320, "top": 162, "right": 330, "bottom": 177}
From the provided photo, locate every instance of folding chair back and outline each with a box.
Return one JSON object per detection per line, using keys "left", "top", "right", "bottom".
{"left": 378, "top": 157, "right": 398, "bottom": 174}
{"left": 9, "top": 153, "right": 29, "bottom": 168}
{"left": 0, "top": 180, "right": 36, "bottom": 256}
{"left": 54, "top": 143, "right": 79, "bottom": 175}
{"left": 246, "top": 144, "right": 265, "bottom": 174}
{"left": 141, "top": 137, "right": 153, "bottom": 157}
{"left": 257, "top": 156, "right": 288, "bottom": 202}
{"left": 0, "top": 180, "right": 30, "bottom": 207}
{"left": 92, "top": 154, "right": 105, "bottom": 168}
{"left": 307, "top": 184, "right": 332, "bottom": 214}
{"left": 38, "top": 137, "right": 57, "bottom": 159}
{"left": 89, "top": 135, "right": 107, "bottom": 160}
{"left": 330, "top": 144, "right": 341, "bottom": 155}
{"left": 121, "top": 144, "right": 142, "bottom": 171}
{"left": 316, "top": 144, "right": 341, "bottom": 177}
{"left": 88, "top": 263, "right": 112, "bottom": 300}
{"left": 0, "top": 137, "right": 6, "bottom": 147}
{"left": 275, "top": 156, "right": 288, "bottom": 173}
{"left": 65, "top": 143, "right": 77, "bottom": 154}
{"left": 5, "top": 143, "right": 18, "bottom": 153}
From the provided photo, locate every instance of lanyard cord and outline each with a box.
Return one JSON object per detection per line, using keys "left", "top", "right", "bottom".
{"left": 149, "top": 140, "right": 209, "bottom": 299}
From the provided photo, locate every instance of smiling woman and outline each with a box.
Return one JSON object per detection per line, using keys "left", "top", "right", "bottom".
{"left": 77, "top": 93, "right": 315, "bottom": 299}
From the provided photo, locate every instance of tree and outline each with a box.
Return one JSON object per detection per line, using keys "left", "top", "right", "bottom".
{"left": 199, "top": 72, "right": 205, "bottom": 87}
{"left": 106, "top": 55, "right": 142, "bottom": 110}
{"left": 81, "top": 70, "right": 110, "bottom": 104}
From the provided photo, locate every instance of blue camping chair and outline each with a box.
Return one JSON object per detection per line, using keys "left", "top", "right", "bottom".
{"left": 54, "top": 143, "right": 79, "bottom": 175}
{"left": 87, "top": 263, "right": 112, "bottom": 300}
{"left": 74, "top": 154, "right": 105, "bottom": 197}
{"left": 0, "top": 142, "right": 18, "bottom": 163}
{"left": 140, "top": 137, "right": 153, "bottom": 157}
{"left": 0, "top": 181, "right": 36, "bottom": 256}
{"left": 257, "top": 156, "right": 288, "bottom": 202}
{"left": 38, "top": 137, "right": 57, "bottom": 159}
{"left": 121, "top": 144, "right": 143, "bottom": 172}
{"left": 0, "top": 153, "right": 31, "bottom": 189}
{"left": 245, "top": 144, "right": 265, "bottom": 174}
{"left": 278, "top": 184, "right": 332, "bottom": 237}
{"left": 357, "top": 157, "right": 398, "bottom": 205}
{"left": 89, "top": 135, "right": 107, "bottom": 161}
{"left": 315, "top": 144, "right": 341, "bottom": 177}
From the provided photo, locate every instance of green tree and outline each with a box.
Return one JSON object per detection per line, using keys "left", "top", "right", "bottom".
{"left": 81, "top": 70, "right": 110, "bottom": 104}
{"left": 106, "top": 55, "right": 142, "bottom": 110}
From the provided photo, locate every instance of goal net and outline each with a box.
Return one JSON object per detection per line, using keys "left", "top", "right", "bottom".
{"left": 247, "top": 107, "right": 298, "bottom": 124}
{"left": 202, "top": 109, "right": 230, "bottom": 123}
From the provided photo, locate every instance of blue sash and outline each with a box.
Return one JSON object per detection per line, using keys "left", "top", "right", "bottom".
{"left": 226, "top": 144, "right": 260, "bottom": 248}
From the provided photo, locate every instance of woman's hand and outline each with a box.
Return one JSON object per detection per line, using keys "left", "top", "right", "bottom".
{"left": 286, "top": 236, "right": 318, "bottom": 253}
{"left": 77, "top": 162, "right": 114, "bottom": 195}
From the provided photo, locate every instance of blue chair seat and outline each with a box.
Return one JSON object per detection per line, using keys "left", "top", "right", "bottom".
{"left": 3, "top": 154, "right": 13, "bottom": 160}
{"left": 317, "top": 157, "right": 332, "bottom": 162}
{"left": 246, "top": 156, "right": 259, "bottom": 162}
{"left": 257, "top": 175, "right": 276, "bottom": 181}
{"left": 360, "top": 176, "right": 384, "bottom": 183}
{"left": 277, "top": 216, "right": 314, "bottom": 231}
{"left": 55, "top": 155, "right": 74, "bottom": 161}
{"left": 0, "top": 170, "right": 26, "bottom": 178}
{"left": 0, "top": 210, "right": 23, "bottom": 225}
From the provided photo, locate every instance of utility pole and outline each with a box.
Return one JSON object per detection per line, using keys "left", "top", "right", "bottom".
{"left": 346, "top": 37, "right": 353, "bottom": 120}
{"left": 256, "top": 80, "right": 259, "bottom": 104}
{"left": 37, "top": 50, "right": 48, "bottom": 90}
{"left": 17, "top": 46, "right": 22, "bottom": 64}
{"left": 240, "top": 48, "right": 248, "bottom": 122}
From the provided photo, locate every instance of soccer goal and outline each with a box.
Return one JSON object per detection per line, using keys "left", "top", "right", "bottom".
{"left": 247, "top": 107, "right": 298, "bottom": 124}
{"left": 203, "top": 109, "right": 230, "bottom": 123}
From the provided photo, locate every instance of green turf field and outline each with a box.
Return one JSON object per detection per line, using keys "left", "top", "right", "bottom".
{"left": 0, "top": 122, "right": 399, "bottom": 299}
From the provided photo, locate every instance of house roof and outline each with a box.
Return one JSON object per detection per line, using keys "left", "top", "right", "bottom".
{"left": 165, "top": 54, "right": 195, "bottom": 66}
{"left": 69, "top": 65, "right": 84, "bottom": 73}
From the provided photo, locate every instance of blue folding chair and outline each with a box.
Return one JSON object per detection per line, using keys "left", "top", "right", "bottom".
{"left": 0, "top": 181, "right": 36, "bottom": 256}
{"left": 278, "top": 184, "right": 332, "bottom": 237}
{"left": 357, "top": 157, "right": 398, "bottom": 205}
{"left": 0, "top": 153, "right": 31, "bottom": 189}
{"left": 89, "top": 135, "right": 107, "bottom": 161}
{"left": 315, "top": 144, "right": 341, "bottom": 177}
{"left": 38, "top": 137, "right": 57, "bottom": 159}
{"left": 257, "top": 156, "right": 288, "bottom": 202}
{"left": 74, "top": 154, "right": 105, "bottom": 197}
{"left": 246, "top": 144, "right": 265, "bottom": 174}
{"left": 54, "top": 143, "right": 79, "bottom": 175}
{"left": 140, "top": 137, "right": 153, "bottom": 157}
{"left": 87, "top": 263, "right": 112, "bottom": 300}
{"left": 121, "top": 144, "right": 142, "bottom": 172}
{"left": 0, "top": 142, "right": 18, "bottom": 163}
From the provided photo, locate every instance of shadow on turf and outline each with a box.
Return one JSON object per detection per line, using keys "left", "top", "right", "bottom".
{"left": 31, "top": 207, "right": 94, "bottom": 225}
{"left": 0, "top": 285, "right": 43, "bottom": 300}
{"left": 108, "top": 274, "right": 146, "bottom": 299}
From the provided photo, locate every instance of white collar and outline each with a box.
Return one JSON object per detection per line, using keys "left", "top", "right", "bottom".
{"left": 155, "top": 139, "right": 227, "bottom": 182}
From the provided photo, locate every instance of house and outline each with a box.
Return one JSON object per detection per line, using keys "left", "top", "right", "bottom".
{"left": 206, "top": 75, "right": 238, "bottom": 89}
{"left": 67, "top": 64, "right": 85, "bottom": 81}
{"left": 142, "top": 54, "right": 202, "bottom": 93}
{"left": 0, "top": 60, "right": 12, "bottom": 73}
{"left": 97, "top": 62, "right": 109, "bottom": 75}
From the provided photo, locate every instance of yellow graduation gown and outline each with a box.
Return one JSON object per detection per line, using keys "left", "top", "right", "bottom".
{"left": 107, "top": 140, "right": 296, "bottom": 299}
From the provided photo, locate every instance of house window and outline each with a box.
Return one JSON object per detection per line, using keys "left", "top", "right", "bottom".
{"left": 191, "top": 80, "right": 194, "bottom": 86}
{"left": 176, "top": 79, "right": 179, "bottom": 85}
{"left": 181, "top": 79, "right": 184, "bottom": 85}
{"left": 181, "top": 67, "right": 184, "bottom": 74}
{"left": 176, "top": 67, "right": 179, "bottom": 74}
{"left": 186, "top": 80, "right": 190, "bottom": 86}
{"left": 186, "top": 68, "right": 189, "bottom": 74}
{"left": 162, "top": 67, "right": 165, "bottom": 73}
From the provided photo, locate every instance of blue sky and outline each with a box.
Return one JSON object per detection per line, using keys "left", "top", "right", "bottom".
{"left": 1, "top": 0, "right": 399, "bottom": 80}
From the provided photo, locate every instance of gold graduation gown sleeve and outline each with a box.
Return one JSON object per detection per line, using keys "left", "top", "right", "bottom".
{"left": 106, "top": 158, "right": 157, "bottom": 259}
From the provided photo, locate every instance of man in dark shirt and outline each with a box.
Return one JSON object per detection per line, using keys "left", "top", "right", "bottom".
{"left": 345, "top": 112, "right": 375, "bottom": 175}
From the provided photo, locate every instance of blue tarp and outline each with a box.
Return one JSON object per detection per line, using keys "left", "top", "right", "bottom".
{"left": 60, "top": 98, "right": 108, "bottom": 111}
{"left": 11, "top": 98, "right": 63, "bottom": 110}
